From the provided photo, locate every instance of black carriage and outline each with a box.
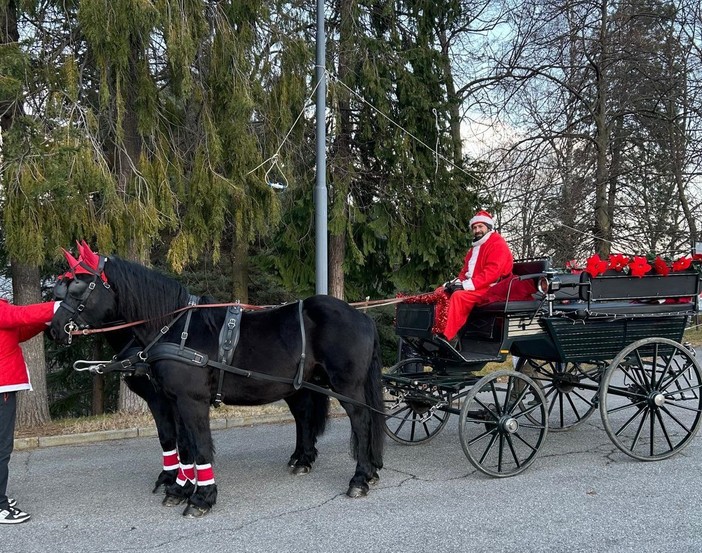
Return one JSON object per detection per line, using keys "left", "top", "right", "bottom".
{"left": 383, "top": 258, "right": 702, "bottom": 477}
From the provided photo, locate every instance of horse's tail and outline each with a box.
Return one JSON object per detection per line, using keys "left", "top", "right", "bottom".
{"left": 364, "top": 323, "right": 385, "bottom": 469}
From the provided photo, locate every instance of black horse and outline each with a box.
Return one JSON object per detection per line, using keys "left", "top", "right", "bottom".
{"left": 50, "top": 249, "right": 385, "bottom": 517}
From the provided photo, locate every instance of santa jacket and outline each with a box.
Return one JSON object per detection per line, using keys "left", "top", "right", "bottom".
{"left": 0, "top": 299, "right": 57, "bottom": 393}
{"left": 457, "top": 231, "right": 513, "bottom": 291}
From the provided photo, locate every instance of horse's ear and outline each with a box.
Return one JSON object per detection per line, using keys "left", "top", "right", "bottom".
{"left": 77, "top": 240, "right": 101, "bottom": 270}
{"left": 62, "top": 248, "right": 80, "bottom": 271}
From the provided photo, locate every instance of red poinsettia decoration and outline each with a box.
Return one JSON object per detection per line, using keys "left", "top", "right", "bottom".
{"left": 585, "top": 253, "right": 609, "bottom": 278}
{"left": 653, "top": 256, "right": 670, "bottom": 276}
{"left": 672, "top": 256, "right": 692, "bottom": 272}
{"left": 629, "top": 256, "right": 652, "bottom": 278}
{"left": 608, "top": 253, "right": 629, "bottom": 272}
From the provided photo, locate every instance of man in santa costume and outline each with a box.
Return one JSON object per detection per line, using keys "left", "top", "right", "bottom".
{"left": 441, "top": 210, "right": 513, "bottom": 344}
{"left": 0, "top": 298, "right": 60, "bottom": 524}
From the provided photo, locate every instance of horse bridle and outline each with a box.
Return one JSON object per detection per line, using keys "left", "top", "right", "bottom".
{"left": 55, "top": 256, "right": 113, "bottom": 341}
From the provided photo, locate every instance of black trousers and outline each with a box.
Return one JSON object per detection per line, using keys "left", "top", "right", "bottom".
{"left": 0, "top": 391, "right": 17, "bottom": 511}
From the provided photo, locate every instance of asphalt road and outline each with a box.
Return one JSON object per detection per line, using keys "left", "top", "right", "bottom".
{"left": 6, "top": 388, "right": 702, "bottom": 553}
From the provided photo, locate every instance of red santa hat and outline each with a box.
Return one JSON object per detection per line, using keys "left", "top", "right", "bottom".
{"left": 469, "top": 210, "right": 494, "bottom": 228}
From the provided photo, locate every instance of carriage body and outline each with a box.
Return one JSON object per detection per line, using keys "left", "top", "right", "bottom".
{"left": 384, "top": 258, "right": 702, "bottom": 477}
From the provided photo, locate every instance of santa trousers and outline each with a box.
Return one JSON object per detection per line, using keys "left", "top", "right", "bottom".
{"left": 443, "top": 289, "right": 488, "bottom": 341}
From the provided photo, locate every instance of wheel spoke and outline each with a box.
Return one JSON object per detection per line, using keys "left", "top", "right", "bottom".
{"left": 654, "top": 408, "right": 674, "bottom": 452}
{"left": 505, "top": 433, "right": 522, "bottom": 469}
{"left": 512, "top": 430, "right": 540, "bottom": 453}
{"left": 607, "top": 398, "right": 647, "bottom": 414}
{"left": 629, "top": 408, "right": 648, "bottom": 451}
{"left": 658, "top": 404, "right": 694, "bottom": 434}
{"left": 633, "top": 350, "right": 650, "bottom": 388}
{"left": 611, "top": 403, "right": 646, "bottom": 436}
{"left": 477, "top": 431, "right": 498, "bottom": 463}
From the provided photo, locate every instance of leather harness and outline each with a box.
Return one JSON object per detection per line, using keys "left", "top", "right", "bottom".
{"left": 74, "top": 299, "right": 320, "bottom": 408}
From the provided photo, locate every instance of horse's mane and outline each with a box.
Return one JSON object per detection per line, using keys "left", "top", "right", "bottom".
{"left": 104, "top": 256, "right": 191, "bottom": 334}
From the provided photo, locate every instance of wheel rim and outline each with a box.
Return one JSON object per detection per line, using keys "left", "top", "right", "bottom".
{"left": 600, "top": 338, "right": 702, "bottom": 461}
{"left": 518, "top": 358, "right": 599, "bottom": 431}
{"left": 384, "top": 389, "right": 451, "bottom": 445}
{"left": 459, "top": 370, "right": 548, "bottom": 477}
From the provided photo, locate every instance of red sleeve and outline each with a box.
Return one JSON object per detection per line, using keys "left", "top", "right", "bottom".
{"left": 0, "top": 301, "right": 56, "bottom": 329}
{"left": 18, "top": 323, "right": 49, "bottom": 343}
{"left": 470, "top": 235, "right": 514, "bottom": 290}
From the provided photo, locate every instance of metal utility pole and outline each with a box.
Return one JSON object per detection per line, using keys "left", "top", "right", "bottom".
{"left": 314, "top": 0, "right": 328, "bottom": 294}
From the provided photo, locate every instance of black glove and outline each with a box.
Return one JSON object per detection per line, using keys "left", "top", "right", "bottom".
{"left": 443, "top": 279, "right": 462, "bottom": 293}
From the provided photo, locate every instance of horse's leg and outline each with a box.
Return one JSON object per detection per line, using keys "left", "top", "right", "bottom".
{"left": 340, "top": 400, "right": 378, "bottom": 497}
{"left": 331, "top": 333, "right": 385, "bottom": 497}
{"left": 284, "top": 390, "right": 329, "bottom": 475}
{"left": 175, "top": 396, "right": 217, "bottom": 518}
{"left": 162, "top": 411, "right": 197, "bottom": 507}
{"left": 124, "top": 375, "right": 179, "bottom": 492}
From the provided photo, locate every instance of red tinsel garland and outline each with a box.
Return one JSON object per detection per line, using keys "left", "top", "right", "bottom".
{"left": 396, "top": 289, "right": 450, "bottom": 335}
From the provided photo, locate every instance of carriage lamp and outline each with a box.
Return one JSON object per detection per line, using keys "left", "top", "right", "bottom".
{"left": 538, "top": 276, "right": 549, "bottom": 295}
{"left": 538, "top": 275, "right": 561, "bottom": 295}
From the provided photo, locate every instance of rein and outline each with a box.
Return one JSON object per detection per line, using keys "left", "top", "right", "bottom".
{"left": 69, "top": 295, "right": 425, "bottom": 337}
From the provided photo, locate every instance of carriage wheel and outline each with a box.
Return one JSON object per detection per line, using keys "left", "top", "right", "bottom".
{"left": 383, "top": 386, "right": 452, "bottom": 445}
{"left": 600, "top": 337, "right": 702, "bottom": 461}
{"left": 516, "top": 358, "right": 600, "bottom": 431}
{"left": 458, "top": 369, "right": 547, "bottom": 477}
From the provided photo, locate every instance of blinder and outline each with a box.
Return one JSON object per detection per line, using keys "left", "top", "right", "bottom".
{"left": 53, "top": 279, "right": 68, "bottom": 300}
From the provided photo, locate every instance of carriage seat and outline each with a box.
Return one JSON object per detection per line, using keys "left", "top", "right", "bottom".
{"left": 470, "top": 257, "right": 551, "bottom": 315}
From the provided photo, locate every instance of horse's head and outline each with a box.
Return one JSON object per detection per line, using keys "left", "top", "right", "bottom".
{"left": 50, "top": 241, "right": 117, "bottom": 345}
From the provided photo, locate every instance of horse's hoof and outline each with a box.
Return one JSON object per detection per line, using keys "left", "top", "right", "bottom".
{"left": 291, "top": 464, "right": 311, "bottom": 476}
{"left": 368, "top": 472, "right": 380, "bottom": 485}
{"left": 183, "top": 504, "right": 210, "bottom": 518}
{"left": 163, "top": 494, "right": 188, "bottom": 507}
{"left": 346, "top": 485, "right": 369, "bottom": 498}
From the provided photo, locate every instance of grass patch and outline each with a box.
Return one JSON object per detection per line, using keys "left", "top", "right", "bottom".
{"left": 16, "top": 402, "right": 292, "bottom": 439}
{"left": 684, "top": 323, "right": 702, "bottom": 346}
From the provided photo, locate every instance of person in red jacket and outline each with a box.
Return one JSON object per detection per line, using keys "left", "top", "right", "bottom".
{"left": 0, "top": 298, "right": 59, "bottom": 524}
{"left": 441, "top": 210, "right": 513, "bottom": 344}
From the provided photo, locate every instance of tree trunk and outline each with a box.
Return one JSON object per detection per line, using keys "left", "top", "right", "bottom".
{"left": 12, "top": 261, "right": 51, "bottom": 428}
{"left": 329, "top": 233, "right": 345, "bottom": 300}
{"left": 593, "top": 0, "right": 611, "bottom": 258}
{"left": 327, "top": 0, "right": 355, "bottom": 300}
{"left": 117, "top": 47, "right": 147, "bottom": 415}
{"left": 230, "top": 224, "right": 249, "bottom": 303}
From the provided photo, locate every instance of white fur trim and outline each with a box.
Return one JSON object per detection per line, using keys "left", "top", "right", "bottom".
{"left": 470, "top": 214, "right": 494, "bottom": 227}
{"left": 465, "top": 243, "right": 481, "bottom": 279}
{"left": 462, "top": 278, "right": 475, "bottom": 291}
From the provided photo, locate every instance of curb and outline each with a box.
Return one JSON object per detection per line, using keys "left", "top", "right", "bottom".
{"left": 14, "top": 407, "right": 348, "bottom": 451}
